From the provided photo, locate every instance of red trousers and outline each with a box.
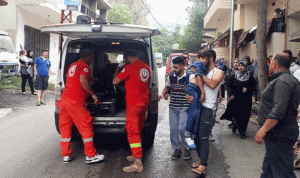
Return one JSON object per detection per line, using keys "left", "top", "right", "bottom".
{"left": 126, "top": 102, "right": 149, "bottom": 158}
{"left": 59, "top": 98, "right": 97, "bottom": 157}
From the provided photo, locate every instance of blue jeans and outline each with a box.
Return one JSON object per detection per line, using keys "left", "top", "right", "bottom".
{"left": 194, "top": 106, "right": 214, "bottom": 166}
{"left": 169, "top": 107, "right": 189, "bottom": 150}
{"left": 185, "top": 82, "right": 201, "bottom": 139}
{"left": 261, "top": 129, "right": 298, "bottom": 178}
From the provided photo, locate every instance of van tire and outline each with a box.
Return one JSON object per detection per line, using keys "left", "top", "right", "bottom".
{"left": 142, "top": 133, "right": 155, "bottom": 149}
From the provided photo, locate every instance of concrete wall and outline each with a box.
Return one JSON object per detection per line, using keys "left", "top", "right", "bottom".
{"left": 214, "top": 47, "right": 230, "bottom": 62}
{"left": 49, "top": 33, "right": 60, "bottom": 74}
{"left": 239, "top": 42, "right": 256, "bottom": 59}
{"left": 244, "top": 3, "right": 258, "bottom": 31}
{"left": 266, "top": 33, "right": 285, "bottom": 56}
{"left": 287, "top": 17, "right": 300, "bottom": 57}
{"left": 288, "top": 0, "right": 300, "bottom": 16}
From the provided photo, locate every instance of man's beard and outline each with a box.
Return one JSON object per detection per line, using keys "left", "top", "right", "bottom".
{"left": 206, "top": 59, "right": 211, "bottom": 68}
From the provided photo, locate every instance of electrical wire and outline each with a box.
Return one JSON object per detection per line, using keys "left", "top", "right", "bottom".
{"left": 138, "top": 0, "right": 168, "bottom": 31}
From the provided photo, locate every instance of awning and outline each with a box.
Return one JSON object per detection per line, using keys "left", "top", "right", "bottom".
{"left": 237, "top": 26, "right": 257, "bottom": 48}
{"left": 215, "top": 29, "right": 244, "bottom": 42}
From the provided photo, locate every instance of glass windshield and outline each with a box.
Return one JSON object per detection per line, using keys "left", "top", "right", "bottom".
{"left": 0, "top": 35, "right": 15, "bottom": 53}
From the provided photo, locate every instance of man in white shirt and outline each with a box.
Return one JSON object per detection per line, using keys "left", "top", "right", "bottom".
{"left": 187, "top": 50, "right": 224, "bottom": 176}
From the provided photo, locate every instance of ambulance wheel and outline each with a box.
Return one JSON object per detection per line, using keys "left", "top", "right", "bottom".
{"left": 142, "top": 133, "right": 155, "bottom": 149}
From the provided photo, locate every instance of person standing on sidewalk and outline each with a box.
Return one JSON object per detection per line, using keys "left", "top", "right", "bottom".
{"left": 19, "top": 50, "right": 35, "bottom": 95}
{"left": 159, "top": 56, "right": 192, "bottom": 160}
{"left": 255, "top": 53, "right": 300, "bottom": 178}
{"left": 59, "top": 49, "right": 104, "bottom": 164}
{"left": 34, "top": 49, "right": 51, "bottom": 106}
{"left": 113, "top": 50, "right": 151, "bottom": 173}
{"left": 187, "top": 49, "right": 224, "bottom": 176}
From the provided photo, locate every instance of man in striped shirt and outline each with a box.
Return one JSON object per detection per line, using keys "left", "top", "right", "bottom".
{"left": 159, "top": 56, "right": 191, "bottom": 160}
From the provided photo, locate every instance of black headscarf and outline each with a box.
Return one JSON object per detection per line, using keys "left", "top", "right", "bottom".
{"left": 235, "top": 61, "right": 250, "bottom": 81}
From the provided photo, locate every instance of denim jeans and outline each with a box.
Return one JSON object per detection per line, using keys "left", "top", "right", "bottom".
{"left": 194, "top": 106, "right": 214, "bottom": 166}
{"left": 185, "top": 82, "right": 201, "bottom": 139}
{"left": 169, "top": 107, "right": 189, "bottom": 150}
{"left": 261, "top": 129, "right": 298, "bottom": 178}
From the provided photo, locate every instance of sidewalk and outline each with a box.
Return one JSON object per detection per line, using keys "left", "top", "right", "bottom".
{"left": 0, "top": 89, "right": 55, "bottom": 118}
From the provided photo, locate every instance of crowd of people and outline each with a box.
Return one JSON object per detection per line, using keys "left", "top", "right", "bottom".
{"left": 18, "top": 49, "right": 51, "bottom": 106}
{"left": 159, "top": 48, "right": 300, "bottom": 177}
{"left": 38, "top": 45, "right": 300, "bottom": 177}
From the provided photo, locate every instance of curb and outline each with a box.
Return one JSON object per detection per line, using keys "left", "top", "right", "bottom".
{"left": 0, "top": 108, "right": 12, "bottom": 118}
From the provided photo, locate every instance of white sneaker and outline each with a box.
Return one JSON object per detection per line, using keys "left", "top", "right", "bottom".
{"left": 85, "top": 153, "right": 104, "bottom": 164}
{"left": 63, "top": 156, "right": 72, "bottom": 164}
{"left": 185, "top": 137, "right": 196, "bottom": 148}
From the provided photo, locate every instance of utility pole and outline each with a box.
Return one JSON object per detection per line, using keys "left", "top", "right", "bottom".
{"left": 229, "top": 0, "right": 235, "bottom": 68}
{"left": 256, "top": 0, "right": 269, "bottom": 93}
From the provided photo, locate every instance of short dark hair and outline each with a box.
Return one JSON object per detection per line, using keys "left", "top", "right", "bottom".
{"left": 172, "top": 56, "right": 184, "bottom": 65}
{"left": 124, "top": 49, "right": 139, "bottom": 59}
{"left": 198, "top": 50, "right": 211, "bottom": 59}
{"left": 282, "top": 50, "right": 293, "bottom": 61}
{"left": 182, "top": 52, "right": 189, "bottom": 56}
{"left": 207, "top": 50, "right": 216, "bottom": 61}
{"left": 80, "top": 49, "right": 94, "bottom": 59}
{"left": 273, "top": 53, "right": 291, "bottom": 69}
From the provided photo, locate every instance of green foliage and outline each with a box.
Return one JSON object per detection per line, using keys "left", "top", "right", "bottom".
{"left": 107, "top": 0, "right": 150, "bottom": 26}
{"left": 152, "top": 28, "right": 174, "bottom": 59}
{"left": 0, "top": 76, "right": 54, "bottom": 91}
{"left": 153, "top": 0, "right": 206, "bottom": 58}
{"left": 107, "top": 5, "right": 134, "bottom": 24}
{"left": 180, "top": 0, "right": 206, "bottom": 53}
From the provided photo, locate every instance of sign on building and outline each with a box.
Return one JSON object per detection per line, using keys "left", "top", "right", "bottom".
{"left": 64, "top": 0, "right": 82, "bottom": 6}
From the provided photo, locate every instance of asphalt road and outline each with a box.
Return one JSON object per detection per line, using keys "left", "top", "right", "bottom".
{"left": 1, "top": 66, "right": 300, "bottom": 178}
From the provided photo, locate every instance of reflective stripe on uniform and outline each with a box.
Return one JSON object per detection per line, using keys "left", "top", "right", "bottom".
{"left": 130, "top": 143, "right": 141, "bottom": 148}
{"left": 82, "top": 138, "right": 93, "bottom": 143}
{"left": 60, "top": 138, "right": 71, "bottom": 142}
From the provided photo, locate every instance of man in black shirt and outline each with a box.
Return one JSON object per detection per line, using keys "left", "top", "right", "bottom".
{"left": 255, "top": 53, "right": 300, "bottom": 178}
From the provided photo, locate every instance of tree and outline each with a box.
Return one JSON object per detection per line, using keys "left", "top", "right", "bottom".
{"left": 180, "top": 0, "right": 206, "bottom": 53}
{"left": 152, "top": 28, "right": 174, "bottom": 59}
{"left": 107, "top": 5, "right": 134, "bottom": 24}
{"left": 107, "top": 0, "right": 150, "bottom": 26}
{"left": 256, "top": 0, "right": 269, "bottom": 93}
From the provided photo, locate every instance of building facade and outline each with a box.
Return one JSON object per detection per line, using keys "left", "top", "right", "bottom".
{"left": 0, "top": 0, "right": 111, "bottom": 76}
{"left": 203, "top": 0, "right": 300, "bottom": 64}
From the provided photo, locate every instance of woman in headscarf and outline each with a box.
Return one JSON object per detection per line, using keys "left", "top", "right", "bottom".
{"left": 221, "top": 59, "right": 239, "bottom": 127}
{"left": 217, "top": 57, "right": 228, "bottom": 72}
{"left": 221, "top": 61, "right": 256, "bottom": 139}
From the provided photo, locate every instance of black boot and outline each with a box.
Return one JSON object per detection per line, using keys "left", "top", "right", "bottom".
{"left": 232, "top": 124, "right": 237, "bottom": 134}
{"left": 240, "top": 132, "right": 247, "bottom": 139}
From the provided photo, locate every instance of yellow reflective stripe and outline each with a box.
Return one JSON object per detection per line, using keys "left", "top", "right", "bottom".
{"left": 130, "top": 143, "right": 141, "bottom": 148}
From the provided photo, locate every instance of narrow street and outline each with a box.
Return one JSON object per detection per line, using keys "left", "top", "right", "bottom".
{"left": 1, "top": 67, "right": 300, "bottom": 178}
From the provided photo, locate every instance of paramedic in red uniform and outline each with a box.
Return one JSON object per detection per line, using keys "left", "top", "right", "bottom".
{"left": 113, "top": 50, "right": 151, "bottom": 173}
{"left": 59, "top": 49, "right": 104, "bottom": 164}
